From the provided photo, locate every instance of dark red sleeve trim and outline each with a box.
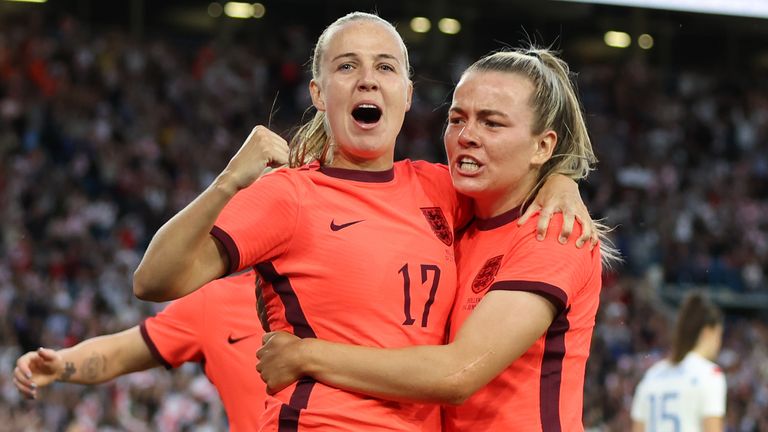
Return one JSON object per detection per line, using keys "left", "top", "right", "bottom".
{"left": 488, "top": 280, "right": 567, "bottom": 313}
{"left": 139, "top": 321, "right": 173, "bottom": 370}
{"left": 210, "top": 225, "right": 240, "bottom": 275}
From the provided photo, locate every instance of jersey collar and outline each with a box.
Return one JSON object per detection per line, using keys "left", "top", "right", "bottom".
{"left": 475, "top": 206, "right": 523, "bottom": 231}
{"left": 319, "top": 165, "right": 395, "bottom": 183}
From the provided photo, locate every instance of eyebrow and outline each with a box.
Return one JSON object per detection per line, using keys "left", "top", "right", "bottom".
{"left": 449, "top": 107, "right": 509, "bottom": 119}
{"left": 330, "top": 52, "right": 401, "bottom": 64}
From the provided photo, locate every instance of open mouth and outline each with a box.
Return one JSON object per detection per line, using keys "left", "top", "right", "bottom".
{"left": 351, "top": 104, "right": 382, "bottom": 124}
{"left": 457, "top": 156, "right": 482, "bottom": 173}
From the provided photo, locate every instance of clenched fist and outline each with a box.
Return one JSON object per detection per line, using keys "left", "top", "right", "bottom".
{"left": 219, "top": 125, "right": 290, "bottom": 192}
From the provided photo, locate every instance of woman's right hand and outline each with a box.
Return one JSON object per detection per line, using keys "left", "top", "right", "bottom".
{"left": 220, "top": 125, "right": 290, "bottom": 192}
{"left": 256, "top": 331, "right": 304, "bottom": 394}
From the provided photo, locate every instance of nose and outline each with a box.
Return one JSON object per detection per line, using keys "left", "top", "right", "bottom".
{"left": 458, "top": 123, "right": 480, "bottom": 148}
{"left": 357, "top": 66, "right": 379, "bottom": 91}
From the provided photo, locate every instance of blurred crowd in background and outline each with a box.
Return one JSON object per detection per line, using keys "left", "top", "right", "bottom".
{"left": 0, "top": 8, "right": 767, "bottom": 432}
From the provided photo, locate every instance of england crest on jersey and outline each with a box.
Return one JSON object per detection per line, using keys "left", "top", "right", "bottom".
{"left": 472, "top": 255, "right": 504, "bottom": 293}
{"left": 420, "top": 207, "right": 453, "bottom": 246}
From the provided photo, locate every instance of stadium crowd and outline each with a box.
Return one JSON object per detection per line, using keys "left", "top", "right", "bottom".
{"left": 0, "top": 11, "right": 767, "bottom": 431}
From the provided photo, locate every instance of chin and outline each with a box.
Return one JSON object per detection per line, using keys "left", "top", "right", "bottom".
{"left": 451, "top": 178, "right": 485, "bottom": 198}
{"left": 352, "top": 146, "right": 391, "bottom": 161}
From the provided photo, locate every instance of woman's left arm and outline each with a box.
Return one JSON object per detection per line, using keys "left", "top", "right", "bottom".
{"left": 257, "top": 290, "right": 556, "bottom": 404}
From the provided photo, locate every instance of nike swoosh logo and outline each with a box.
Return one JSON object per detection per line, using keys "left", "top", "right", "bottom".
{"left": 227, "top": 333, "right": 260, "bottom": 344}
{"left": 330, "top": 219, "right": 365, "bottom": 231}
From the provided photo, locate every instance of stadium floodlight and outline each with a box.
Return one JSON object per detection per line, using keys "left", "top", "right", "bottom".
{"left": 438, "top": 18, "right": 461, "bottom": 35}
{"left": 638, "top": 33, "right": 654, "bottom": 49}
{"left": 224, "top": 1, "right": 254, "bottom": 19}
{"left": 208, "top": 2, "right": 223, "bottom": 18}
{"left": 604, "top": 31, "right": 631, "bottom": 47}
{"left": 3, "top": 0, "right": 47, "bottom": 3}
{"left": 410, "top": 17, "right": 431, "bottom": 33}
{"left": 557, "top": 0, "right": 768, "bottom": 19}
{"left": 252, "top": 3, "right": 265, "bottom": 19}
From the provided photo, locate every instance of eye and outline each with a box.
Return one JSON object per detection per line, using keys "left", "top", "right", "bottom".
{"left": 483, "top": 119, "right": 504, "bottom": 128}
{"left": 337, "top": 63, "right": 354, "bottom": 71}
{"left": 447, "top": 116, "right": 465, "bottom": 125}
{"left": 378, "top": 63, "right": 396, "bottom": 72}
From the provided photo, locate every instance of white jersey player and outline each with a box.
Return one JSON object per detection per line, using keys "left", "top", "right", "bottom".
{"left": 631, "top": 293, "right": 726, "bottom": 432}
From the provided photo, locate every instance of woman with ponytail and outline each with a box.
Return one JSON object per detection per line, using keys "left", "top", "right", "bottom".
{"left": 631, "top": 293, "right": 726, "bottom": 432}
{"left": 134, "top": 12, "right": 595, "bottom": 430}
{"left": 258, "top": 47, "right": 620, "bottom": 431}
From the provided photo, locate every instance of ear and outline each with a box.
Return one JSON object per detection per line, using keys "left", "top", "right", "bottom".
{"left": 309, "top": 79, "right": 326, "bottom": 112}
{"left": 531, "top": 130, "right": 557, "bottom": 165}
{"left": 405, "top": 80, "right": 414, "bottom": 112}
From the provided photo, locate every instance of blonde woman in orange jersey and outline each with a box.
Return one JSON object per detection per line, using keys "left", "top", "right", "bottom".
{"left": 257, "top": 47, "right": 621, "bottom": 432}
{"left": 134, "top": 13, "right": 594, "bottom": 431}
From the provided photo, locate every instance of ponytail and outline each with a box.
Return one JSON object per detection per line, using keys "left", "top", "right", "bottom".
{"left": 533, "top": 49, "right": 596, "bottom": 182}
{"left": 670, "top": 293, "right": 723, "bottom": 364}
{"left": 289, "top": 110, "right": 331, "bottom": 167}
{"left": 464, "top": 48, "right": 621, "bottom": 265}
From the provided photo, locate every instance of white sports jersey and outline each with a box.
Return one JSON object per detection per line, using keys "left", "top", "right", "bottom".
{"left": 631, "top": 352, "right": 726, "bottom": 432}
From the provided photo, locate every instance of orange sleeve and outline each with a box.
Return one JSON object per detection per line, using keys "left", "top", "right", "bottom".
{"left": 211, "top": 169, "right": 301, "bottom": 274}
{"left": 141, "top": 289, "right": 206, "bottom": 369}
{"left": 490, "top": 214, "right": 598, "bottom": 312}
{"left": 411, "top": 160, "right": 474, "bottom": 229}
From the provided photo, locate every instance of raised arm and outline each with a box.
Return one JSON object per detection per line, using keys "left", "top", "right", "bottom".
{"left": 133, "top": 126, "right": 288, "bottom": 301}
{"left": 257, "top": 289, "right": 556, "bottom": 404}
{"left": 13, "top": 327, "right": 157, "bottom": 399}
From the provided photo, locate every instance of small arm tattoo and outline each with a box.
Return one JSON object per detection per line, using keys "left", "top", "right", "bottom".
{"left": 83, "top": 354, "right": 107, "bottom": 381}
{"left": 61, "top": 362, "right": 76, "bottom": 381}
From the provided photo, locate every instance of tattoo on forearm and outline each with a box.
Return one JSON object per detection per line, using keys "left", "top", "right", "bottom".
{"left": 61, "top": 362, "right": 76, "bottom": 381}
{"left": 83, "top": 354, "right": 107, "bottom": 381}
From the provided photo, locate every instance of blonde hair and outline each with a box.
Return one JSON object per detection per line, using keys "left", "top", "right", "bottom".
{"left": 289, "top": 12, "right": 411, "bottom": 167}
{"left": 465, "top": 48, "right": 621, "bottom": 264}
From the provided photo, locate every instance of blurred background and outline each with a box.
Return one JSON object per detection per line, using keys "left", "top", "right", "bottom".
{"left": 0, "top": 0, "right": 767, "bottom": 430}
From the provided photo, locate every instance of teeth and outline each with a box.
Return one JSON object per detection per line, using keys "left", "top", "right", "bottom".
{"left": 357, "top": 103, "right": 378, "bottom": 109}
{"left": 458, "top": 158, "right": 480, "bottom": 172}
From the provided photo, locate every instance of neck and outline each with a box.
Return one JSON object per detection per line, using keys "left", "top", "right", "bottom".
{"left": 691, "top": 326, "right": 720, "bottom": 362}
{"left": 692, "top": 336, "right": 717, "bottom": 361}
{"left": 329, "top": 146, "right": 395, "bottom": 171}
{"left": 692, "top": 344, "right": 714, "bottom": 361}
{"left": 473, "top": 178, "right": 537, "bottom": 219}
